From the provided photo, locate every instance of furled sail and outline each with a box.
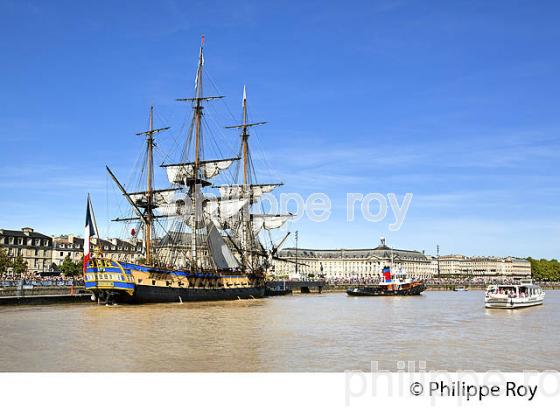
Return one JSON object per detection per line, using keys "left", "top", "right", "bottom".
{"left": 158, "top": 199, "right": 188, "bottom": 217}
{"left": 204, "top": 197, "right": 249, "bottom": 225}
{"left": 251, "top": 214, "right": 292, "bottom": 235}
{"left": 206, "top": 221, "right": 240, "bottom": 270}
{"left": 127, "top": 189, "right": 177, "bottom": 208}
{"left": 157, "top": 193, "right": 248, "bottom": 228}
{"left": 217, "top": 183, "right": 281, "bottom": 201}
{"left": 163, "top": 158, "right": 238, "bottom": 184}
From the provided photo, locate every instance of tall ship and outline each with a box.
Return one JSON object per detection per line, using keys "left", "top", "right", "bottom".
{"left": 84, "top": 38, "right": 292, "bottom": 304}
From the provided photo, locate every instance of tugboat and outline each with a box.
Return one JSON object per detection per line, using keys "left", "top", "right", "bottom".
{"left": 346, "top": 266, "right": 426, "bottom": 296}
{"left": 485, "top": 279, "right": 544, "bottom": 309}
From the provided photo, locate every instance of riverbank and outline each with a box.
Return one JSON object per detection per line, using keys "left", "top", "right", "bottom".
{"left": 324, "top": 283, "right": 560, "bottom": 292}
{"left": 0, "top": 285, "right": 86, "bottom": 297}
{"left": 321, "top": 284, "right": 488, "bottom": 292}
{"left": 1, "top": 283, "right": 559, "bottom": 305}
{"left": 0, "top": 285, "right": 91, "bottom": 305}
{"left": 0, "top": 293, "right": 92, "bottom": 305}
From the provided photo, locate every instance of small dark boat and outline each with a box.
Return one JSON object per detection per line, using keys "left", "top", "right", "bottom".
{"left": 265, "top": 287, "right": 293, "bottom": 296}
{"left": 346, "top": 266, "right": 426, "bottom": 297}
{"left": 265, "top": 281, "right": 293, "bottom": 296}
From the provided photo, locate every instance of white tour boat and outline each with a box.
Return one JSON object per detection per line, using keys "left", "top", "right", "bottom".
{"left": 485, "top": 279, "right": 545, "bottom": 309}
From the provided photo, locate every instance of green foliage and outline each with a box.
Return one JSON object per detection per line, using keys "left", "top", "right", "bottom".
{"left": 59, "top": 256, "right": 82, "bottom": 277}
{"left": 527, "top": 257, "right": 560, "bottom": 281}
{"left": 0, "top": 246, "right": 11, "bottom": 274}
{"left": 12, "top": 254, "right": 28, "bottom": 275}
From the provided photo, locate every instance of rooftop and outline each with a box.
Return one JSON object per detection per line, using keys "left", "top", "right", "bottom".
{"left": 278, "top": 238, "right": 429, "bottom": 261}
{"left": 0, "top": 227, "right": 51, "bottom": 240}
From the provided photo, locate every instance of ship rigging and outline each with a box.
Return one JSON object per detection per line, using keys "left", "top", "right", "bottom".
{"left": 84, "top": 37, "right": 293, "bottom": 303}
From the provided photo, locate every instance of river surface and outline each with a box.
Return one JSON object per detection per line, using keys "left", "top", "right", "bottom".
{"left": 0, "top": 291, "right": 558, "bottom": 372}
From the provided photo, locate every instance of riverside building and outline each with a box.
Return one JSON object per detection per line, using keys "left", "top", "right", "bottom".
{"left": 273, "top": 237, "right": 532, "bottom": 280}
{"left": 437, "top": 255, "right": 531, "bottom": 277}
{"left": 0, "top": 227, "right": 53, "bottom": 274}
{"left": 273, "top": 237, "right": 436, "bottom": 280}
{"left": 1, "top": 227, "right": 534, "bottom": 279}
{"left": 52, "top": 235, "right": 86, "bottom": 267}
{"left": 52, "top": 236, "right": 144, "bottom": 266}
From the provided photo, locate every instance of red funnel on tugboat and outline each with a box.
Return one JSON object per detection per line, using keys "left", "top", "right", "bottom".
{"left": 383, "top": 266, "right": 391, "bottom": 282}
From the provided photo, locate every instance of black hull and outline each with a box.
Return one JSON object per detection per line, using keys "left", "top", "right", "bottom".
{"left": 346, "top": 283, "right": 426, "bottom": 297}
{"left": 96, "top": 285, "right": 265, "bottom": 304}
{"left": 265, "top": 288, "right": 293, "bottom": 296}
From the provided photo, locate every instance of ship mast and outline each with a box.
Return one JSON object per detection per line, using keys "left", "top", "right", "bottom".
{"left": 241, "top": 87, "right": 250, "bottom": 271}
{"left": 225, "top": 87, "right": 266, "bottom": 272}
{"left": 145, "top": 107, "right": 154, "bottom": 264}
{"left": 174, "top": 36, "right": 224, "bottom": 273}
{"left": 135, "top": 107, "right": 170, "bottom": 265}
{"left": 242, "top": 86, "right": 249, "bottom": 187}
{"left": 191, "top": 39, "right": 204, "bottom": 273}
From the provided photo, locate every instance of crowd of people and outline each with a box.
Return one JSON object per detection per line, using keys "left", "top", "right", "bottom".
{"left": 326, "top": 275, "right": 386, "bottom": 285}
{"left": 0, "top": 273, "right": 84, "bottom": 288}
{"left": 2, "top": 272, "right": 558, "bottom": 289}
{"left": 425, "top": 277, "right": 519, "bottom": 286}
{"left": 325, "top": 275, "right": 558, "bottom": 287}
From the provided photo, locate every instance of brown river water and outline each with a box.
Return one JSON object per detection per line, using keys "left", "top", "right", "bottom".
{"left": 0, "top": 291, "right": 558, "bottom": 372}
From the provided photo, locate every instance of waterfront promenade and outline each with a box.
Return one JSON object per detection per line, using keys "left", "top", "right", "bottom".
{"left": 1, "top": 277, "right": 559, "bottom": 305}
{"left": 0, "top": 278, "right": 90, "bottom": 305}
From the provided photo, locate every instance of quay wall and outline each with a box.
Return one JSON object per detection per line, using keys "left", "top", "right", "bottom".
{"left": 0, "top": 286, "right": 87, "bottom": 297}
{"left": 0, "top": 286, "right": 92, "bottom": 305}
{"left": 0, "top": 293, "right": 92, "bottom": 305}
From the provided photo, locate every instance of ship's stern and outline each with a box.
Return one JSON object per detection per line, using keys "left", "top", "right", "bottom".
{"left": 84, "top": 258, "right": 136, "bottom": 304}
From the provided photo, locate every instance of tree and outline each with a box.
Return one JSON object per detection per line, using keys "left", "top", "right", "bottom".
{"left": 528, "top": 257, "right": 560, "bottom": 281}
{"left": 0, "top": 246, "right": 11, "bottom": 274}
{"left": 59, "top": 256, "right": 81, "bottom": 277}
{"left": 12, "top": 254, "right": 28, "bottom": 276}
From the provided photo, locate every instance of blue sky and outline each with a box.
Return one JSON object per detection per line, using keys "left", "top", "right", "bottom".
{"left": 1, "top": 0, "right": 559, "bottom": 258}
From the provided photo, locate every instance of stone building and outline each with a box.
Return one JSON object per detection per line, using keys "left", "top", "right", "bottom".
{"left": 95, "top": 237, "right": 144, "bottom": 263}
{"left": 273, "top": 237, "right": 435, "bottom": 280}
{"left": 52, "top": 236, "right": 144, "bottom": 266}
{"left": 437, "top": 254, "right": 531, "bottom": 277}
{"left": 52, "top": 235, "right": 86, "bottom": 267}
{"left": 0, "top": 227, "right": 53, "bottom": 274}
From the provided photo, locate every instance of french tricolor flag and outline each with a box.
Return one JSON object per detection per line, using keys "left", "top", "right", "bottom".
{"left": 83, "top": 194, "right": 99, "bottom": 274}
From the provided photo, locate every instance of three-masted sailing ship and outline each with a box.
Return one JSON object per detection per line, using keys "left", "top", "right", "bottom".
{"left": 84, "top": 38, "right": 292, "bottom": 304}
